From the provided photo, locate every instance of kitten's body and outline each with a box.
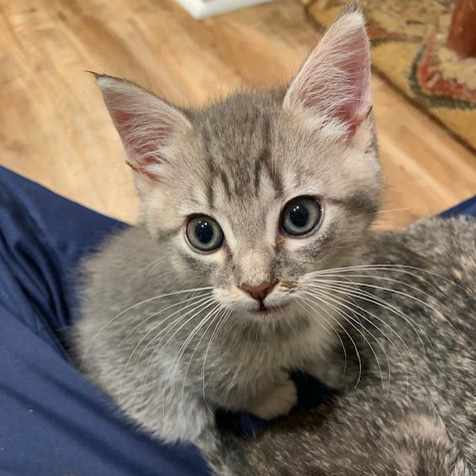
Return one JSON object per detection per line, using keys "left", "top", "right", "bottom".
{"left": 209, "top": 217, "right": 476, "bottom": 475}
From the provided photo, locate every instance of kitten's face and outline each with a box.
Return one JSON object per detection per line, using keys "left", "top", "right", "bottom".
{"left": 144, "top": 97, "right": 379, "bottom": 320}
{"left": 96, "top": 10, "right": 379, "bottom": 323}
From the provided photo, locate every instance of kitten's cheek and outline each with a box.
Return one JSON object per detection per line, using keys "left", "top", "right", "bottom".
{"left": 212, "top": 287, "right": 239, "bottom": 306}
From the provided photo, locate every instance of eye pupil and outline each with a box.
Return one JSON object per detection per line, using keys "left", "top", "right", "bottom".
{"left": 289, "top": 204, "right": 309, "bottom": 228}
{"left": 195, "top": 220, "right": 213, "bottom": 244}
{"left": 281, "top": 197, "right": 321, "bottom": 237}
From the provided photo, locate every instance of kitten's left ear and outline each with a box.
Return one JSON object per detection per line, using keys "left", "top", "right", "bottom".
{"left": 94, "top": 74, "right": 192, "bottom": 188}
{"left": 283, "top": 7, "right": 371, "bottom": 140}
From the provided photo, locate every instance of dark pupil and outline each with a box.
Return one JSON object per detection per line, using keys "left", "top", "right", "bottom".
{"left": 289, "top": 204, "right": 309, "bottom": 228}
{"left": 195, "top": 220, "right": 214, "bottom": 244}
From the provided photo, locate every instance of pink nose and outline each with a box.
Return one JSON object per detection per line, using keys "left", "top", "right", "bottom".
{"left": 240, "top": 282, "right": 276, "bottom": 301}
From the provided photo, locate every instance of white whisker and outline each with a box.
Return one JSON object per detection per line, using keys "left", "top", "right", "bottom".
{"left": 79, "top": 286, "right": 214, "bottom": 369}
{"left": 118, "top": 293, "right": 213, "bottom": 396}
{"left": 202, "top": 309, "right": 232, "bottom": 413}
{"left": 300, "top": 294, "right": 362, "bottom": 388}
{"left": 118, "top": 293, "right": 209, "bottom": 348}
{"left": 167, "top": 302, "right": 224, "bottom": 397}
{"left": 309, "top": 263, "right": 467, "bottom": 293}
{"left": 129, "top": 257, "right": 167, "bottom": 279}
{"left": 179, "top": 306, "right": 228, "bottom": 411}
{"left": 307, "top": 278, "right": 434, "bottom": 353}
{"left": 308, "top": 281, "right": 426, "bottom": 347}
{"left": 303, "top": 291, "right": 390, "bottom": 391}
{"left": 138, "top": 298, "right": 218, "bottom": 413}
{"left": 296, "top": 298, "right": 348, "bottom": 379}
{"left": 307, "top": 281, "right": 414, "bottom": 394}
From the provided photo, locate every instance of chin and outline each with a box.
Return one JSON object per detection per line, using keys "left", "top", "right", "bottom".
{"left": 241, "top": 299, "right": 298, "bottom": 324}
{"left": 249, "top": 302, "right": 289, "bottom": 316}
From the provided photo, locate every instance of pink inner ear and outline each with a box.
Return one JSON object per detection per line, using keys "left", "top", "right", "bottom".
{"left": 288, "top": 14, "right": 371, "bottom": 140}
{"left": 110, "top": 108, "right": 173, "bottom": 182}
{"left": 97, "top": 76, "right": 189, "bottom": 184}
{"left": 334, "top": 33, "right": 370, "bottom": 138}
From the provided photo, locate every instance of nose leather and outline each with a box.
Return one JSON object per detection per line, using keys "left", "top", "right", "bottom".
{"left": 240, "top": 282, "right": 276, "bottom": 301}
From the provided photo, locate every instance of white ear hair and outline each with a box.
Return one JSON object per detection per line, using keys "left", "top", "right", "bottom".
{"left": 95, "top": 74, "right": 191, "bottom": 183}
{"left": 283, "top": 8, "right": 371, "bottom": 140}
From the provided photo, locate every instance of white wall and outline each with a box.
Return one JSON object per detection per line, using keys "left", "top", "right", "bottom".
{"left": 174, "top": 0, "right": 275, "bottom": 19}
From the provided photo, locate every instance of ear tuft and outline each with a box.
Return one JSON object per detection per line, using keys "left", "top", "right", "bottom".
{"left": 95, "top": 74, "right": 191, "bottom": 183}
{"left": 283, "top": 9, "right": 371, "bottom": 140}
{"left": 338, "top": 2, "right": 362, "bottom": 16}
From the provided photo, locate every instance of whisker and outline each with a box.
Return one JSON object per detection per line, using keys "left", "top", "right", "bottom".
{"left": 310, "top": 287, "right": 394, "bottom": 390}
{"left": 202, "top": 309, "right": 232, "bottom": 413}
{"left": 300, "top": 294, "right": 362, "bottom": 388}
{"left": 167, "top": 302, "right": 224, "bottom": 398}
{"left": 129, "top": 257, "right": 167, "bottom": 279}
{"left": 307, "top": 280, "right": 427, "bottom": 349}
{"left": 306, "top": 282, "right": 414, "bottom": 394}
{"left": 138, "top": 298, "right": 218, "bottom": 412}
{"left": 118, "top": 294, "right": 213, "bottom": 396}
{"left": 304, "top": 289, "right": 388, "bottom": 393}
{"left": 296, "top": 298, "right": 348, "bottom": 379}
{"left": 378, "top": 207, "right": 415, "bottom": 214}
{"left": 310, "top": 263, "right": 468, "bottom": 293}
{"left": 118, "top": 293, "right": 210, "bottom": 348}
{"left": 313, "top": 271, "right": 441, "bottom": 301}
{"left": 318, "top": 279, "right": 447, "bottom": 389}
{"left": 79, "top": 285, "right": 214, "bottom": 369}
{"left": 179, "top": 306, "right": 228, "bottom": 411}
{"left": 307, "top": 278, "right": 437, "bottom": 353}
{"left": 119, "top": 297, "right": 214, "bottom": 399}
{"left": 310, "top": 271, "right": 458, "bottom": 325}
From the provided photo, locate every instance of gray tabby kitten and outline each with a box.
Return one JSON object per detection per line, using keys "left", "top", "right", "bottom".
{"left": 75, "top": 7, "right": 378, "bottom": 443}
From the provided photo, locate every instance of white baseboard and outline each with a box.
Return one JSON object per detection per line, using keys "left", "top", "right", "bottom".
{"left": 174, "top": 0, "right": 275, "bottom": 19}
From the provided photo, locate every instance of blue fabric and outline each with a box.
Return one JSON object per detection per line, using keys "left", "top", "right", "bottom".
{"left": 438, "top": 195, "right": 476, "bottom": 218}
{"left": 0, "top": 164, "right": 474, "bottom": 475}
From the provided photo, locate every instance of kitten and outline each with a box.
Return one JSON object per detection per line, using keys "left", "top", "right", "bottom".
{"left": 74, "top": 6, "right": 379, "bottom": 444}
{"left": 206, "top": 217, "right": 476, "bottom": 476}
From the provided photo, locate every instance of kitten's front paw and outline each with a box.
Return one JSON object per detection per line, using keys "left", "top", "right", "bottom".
{"left": 248, "top": 374, "right": 297, "bottom": 420}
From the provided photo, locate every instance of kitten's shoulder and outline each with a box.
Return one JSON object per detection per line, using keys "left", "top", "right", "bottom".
{"left": 82, "top": 225, "right": 155, "bottom": 274}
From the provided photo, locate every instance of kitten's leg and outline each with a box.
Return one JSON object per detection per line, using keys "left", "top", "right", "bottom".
{"left": 246, "top": 371, "right": 297, "bottom": 420}
{"left": 150, "top": 388, "right": 215, "bottom": 443}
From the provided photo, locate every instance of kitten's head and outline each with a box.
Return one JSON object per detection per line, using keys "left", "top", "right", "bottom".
{"left": 96, "top": 8, "right": 380, "bottom": 324}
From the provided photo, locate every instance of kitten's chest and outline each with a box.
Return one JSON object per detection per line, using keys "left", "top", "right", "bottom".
{"left": 220, "top": 320, "right": 332, "bottom": 374}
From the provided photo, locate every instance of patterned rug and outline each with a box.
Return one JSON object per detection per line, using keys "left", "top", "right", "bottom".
{"left": 304, "top": 0, "right": 476, "bottom": 153}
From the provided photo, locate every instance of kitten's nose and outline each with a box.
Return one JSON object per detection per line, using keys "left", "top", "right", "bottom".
{"left": 240, "top": 282, "right": 276, "bottom": 301}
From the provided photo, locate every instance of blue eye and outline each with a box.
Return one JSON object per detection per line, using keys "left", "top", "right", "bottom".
{"left": 186, "top": 215, "right": 224, "bottom": 252}
{"left": 281, "top": 197, "right": 322, "bottom": 236}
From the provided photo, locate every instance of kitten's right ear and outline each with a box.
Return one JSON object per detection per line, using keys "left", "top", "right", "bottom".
{"left": 94, "top": 74, "right": 191, "bottom": 185}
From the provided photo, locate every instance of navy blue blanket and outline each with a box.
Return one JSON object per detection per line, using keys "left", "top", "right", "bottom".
{"left": 0, "top": 165, "right": 474, "bottom": 475}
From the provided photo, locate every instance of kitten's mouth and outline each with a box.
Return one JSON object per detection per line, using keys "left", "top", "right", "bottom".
{"left": 251, "top": 302, "right": 287, "bottom": 315}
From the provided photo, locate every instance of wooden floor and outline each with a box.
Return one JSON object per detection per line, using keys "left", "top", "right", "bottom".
{"left": 1, "top": 0, "right": 475, "bottom": 229}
